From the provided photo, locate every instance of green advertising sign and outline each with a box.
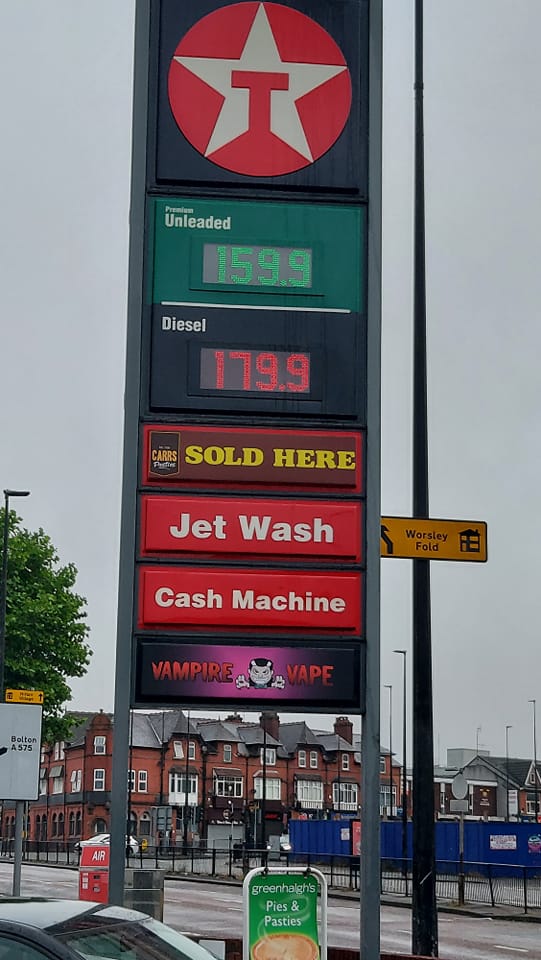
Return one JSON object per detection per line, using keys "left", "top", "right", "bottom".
{"left": 149, "top": 197, "right": 364, "bottom": 311}
{"left": 247, "top": 872, "right": 320, "bottom": 960}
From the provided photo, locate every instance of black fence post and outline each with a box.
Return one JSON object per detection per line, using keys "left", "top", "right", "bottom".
{"left": 488, "top": 863, "right": 495, "bottom": 908}
{"left": 523, "top": 867, "right": 528, "bottom": 915}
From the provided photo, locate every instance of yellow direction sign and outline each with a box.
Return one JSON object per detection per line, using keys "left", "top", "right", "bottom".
{"left": 381, "top": 517, "right": 487, "bottom": 562}
{"left": 5, "top": 689, "right": 44, "bottom": 705}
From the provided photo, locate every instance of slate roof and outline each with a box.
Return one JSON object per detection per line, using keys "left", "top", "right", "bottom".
{"left": 195, "top": 719, "right": 243, "bottom": 744}
{"left": 278, "top": 721, "right": 322, "bottom": 754}
{"left": 464, "top": 754, "right": 538, "bottom": 788}
{"left": 317, "top": 732, "right": 357, "bottom": 755}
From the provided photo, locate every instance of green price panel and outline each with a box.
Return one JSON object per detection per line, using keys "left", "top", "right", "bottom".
{"left": 149, "top": 197, "right": 364, "bottom": 311}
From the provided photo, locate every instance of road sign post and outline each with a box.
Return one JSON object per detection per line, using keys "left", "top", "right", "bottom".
{"left": 0, "top": 702, "right": 42, "bottom": 895}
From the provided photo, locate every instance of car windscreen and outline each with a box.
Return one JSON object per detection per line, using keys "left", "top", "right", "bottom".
{"left": 52, "top": 913, "right": 216, "bottom": 960}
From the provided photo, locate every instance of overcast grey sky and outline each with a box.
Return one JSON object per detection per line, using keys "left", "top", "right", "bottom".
{"left": 0, "top": 2, "right": 539, "bottom": 764}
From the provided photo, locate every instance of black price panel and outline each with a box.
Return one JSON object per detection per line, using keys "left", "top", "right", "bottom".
{"left": 148, "top": 304, "right": 364, "bottom": 418}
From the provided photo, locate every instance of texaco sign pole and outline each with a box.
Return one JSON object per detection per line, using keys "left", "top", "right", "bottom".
{"left": 111, "top": 4, "right": 382, "bottom": 958}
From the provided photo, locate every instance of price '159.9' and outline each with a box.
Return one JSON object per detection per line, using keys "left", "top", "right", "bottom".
{"left": 199, "top": 348, "right": 311, "bottom": 395}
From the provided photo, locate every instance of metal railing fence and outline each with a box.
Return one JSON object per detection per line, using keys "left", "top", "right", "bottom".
{"left": 2, "top": 841, "right": 540, "bottom": 914}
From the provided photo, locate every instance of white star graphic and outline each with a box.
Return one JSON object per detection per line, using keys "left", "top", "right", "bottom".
{"left": 174, "top": 3, "right": 347, "bottom": 160}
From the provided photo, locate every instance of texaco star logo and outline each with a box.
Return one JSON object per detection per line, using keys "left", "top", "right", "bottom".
{"left": 167, "top": 1, "right": 352, "bottom": 177}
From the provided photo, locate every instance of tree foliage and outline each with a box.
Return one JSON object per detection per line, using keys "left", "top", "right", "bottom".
{"left": 1, "top": 509, "right": 92, "bottom": 743}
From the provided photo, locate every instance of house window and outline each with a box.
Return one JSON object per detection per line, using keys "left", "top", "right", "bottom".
{"left": 188, "top": 741, "right": 196, "bottom": 760}
{"left": 39, "top": 775, "right": 47, "bottom": 796}
{"left": 214, "top": 775, "right": 243, "bottom": 798}
{"left": 260, "top": 747, "right": 276, "bottom": 765}
{"left": 296, "top": 780, "right": 324, "bottom": 805}
{"left": 223, "top": 744, "right": 232, "bottom": 763}
{"left": 309, "top": 751, "right": 318, "bottom": 769}
{"left": 69, "top": 812, "right": 76, "bottom": 836}
{"left": 93, "top": 769, "right": 105, "bottom": 791}
{"left": 139, "top": 812, "right": 151, "bottom": 836}
{"left": 138, "top": 770, "right": 148, "bottom": 793}
{"left": 173, "top": 741, "right": 184, "bottom": 759}
{"left": 94, "top": 735, "right": 106, "bottom": 755}
{"left": 70, "top": 769, "right": 82, "bottom": 793}
{"left": 333, "top": 782, "right": 358, "bottom": 807}
{"left": 379, "top": 784, "right": 396, "bottom": 816}
{"left": 128, "top": 770, "right": 136, "bottom": 792}
{"left": 53, "top": 741, "right": 65, "bottom": 761}
{"left": 380, "top": 756, "right": 386, "bottom": 774}
{"left": 254, "top": 777, "right": 281, "bottom": 801}
{"left": 342, "top": 754, "right": 349, "bottom": 771}
{"left": 169, "top": 773, "right": 197, "bottom": 795}
{"left": 298, "top": 750, "right": 306, "bottom": 768}
{"left": 49, "top": 763, "right": 64, "bottom": 790}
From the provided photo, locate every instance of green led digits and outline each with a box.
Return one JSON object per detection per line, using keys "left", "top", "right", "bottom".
{"left": 203, "top": 243, "right": 313, "bottom": 289}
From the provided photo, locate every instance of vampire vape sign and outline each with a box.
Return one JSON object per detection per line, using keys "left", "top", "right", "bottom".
{"left": 135, "top": 639, "right": 363, "bottom": 711}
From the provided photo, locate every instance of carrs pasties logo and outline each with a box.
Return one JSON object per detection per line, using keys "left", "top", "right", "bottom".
{"left": 167, "top": 2, "right": 352, "bottom": 178}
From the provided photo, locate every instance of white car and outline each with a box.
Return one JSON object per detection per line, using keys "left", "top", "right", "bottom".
{"left": 0, "top": 899, "right": 222, "bottom": 960}
{"left": 75, "top": 833, "right": 140, "bottom": 855}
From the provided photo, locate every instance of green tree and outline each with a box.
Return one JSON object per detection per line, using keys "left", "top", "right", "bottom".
{"left": 1, "top": 509, "right": 92, "bottom": 743}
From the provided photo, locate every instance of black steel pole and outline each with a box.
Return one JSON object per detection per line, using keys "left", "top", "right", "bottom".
{"left": 0, "top": 490, "right": 30, "bottom": 698}
{"left": 0, "top": 494, "right": 10, "bottom": 699}
{"left": 385, "top": 684, "right": 393, "bottom": 818}
{"left": 412, "top": 0, "right": 438, "bottom": 954}
{"left": 395, "top": 650, "right": 408, "bottom": 878}
{"left": 261, "top": 721, "right": 267, "bottom": 850}
{"left": 183, "top": 711, "right": 191, "bottom": 854}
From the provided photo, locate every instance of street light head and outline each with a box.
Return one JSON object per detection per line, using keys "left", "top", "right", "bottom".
{"left": 3, "top": 490, "right": 30, "bottom": 498}
{"left": 393, "top": 649, "right": 407, "bottom": 655}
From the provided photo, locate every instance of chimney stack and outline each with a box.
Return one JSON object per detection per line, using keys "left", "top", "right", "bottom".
{"left": 334, "top": 716, "right": 353, "bottom": 744}
{"left": 260, "top": 711, "right": 280, "bottom": 742}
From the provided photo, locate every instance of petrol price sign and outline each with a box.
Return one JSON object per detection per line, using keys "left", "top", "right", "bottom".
{"left": 146, "top": 196, "right": 365, "bottom": 418}
{"left": 150, "top": 304, "right": 362, "bottom": 417}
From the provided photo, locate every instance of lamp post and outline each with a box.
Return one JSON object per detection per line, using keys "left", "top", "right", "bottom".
{"left": 0, "top": 489, "right": 30, "bottom": 697}
{"left": 200, "top": 744, "right": 208, "bottom": 845}
{"left": 261, "top": 719, "right": 267, "bottom": 852}
{"left": 394, "top": 650, "right": 408, "bottom": 876}
{"left": 182, "top": 711, "right": 191, "bottom": 855}
{"left": 384, "top": 684, "right": 393, "bottom": 818}
{"left": 528, "top": 700, "right": 538, "bottom": 822}
{"left": 505, "top": 725, "right": 512, "bottom": 822}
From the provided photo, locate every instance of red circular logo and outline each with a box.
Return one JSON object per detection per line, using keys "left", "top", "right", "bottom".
{"left": 168, "top": 2, "right": 352, "bottom": 177}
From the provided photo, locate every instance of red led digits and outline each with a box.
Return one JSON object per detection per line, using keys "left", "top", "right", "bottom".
{"left": 200, "top": 348, "right": 310, "bottom": 395}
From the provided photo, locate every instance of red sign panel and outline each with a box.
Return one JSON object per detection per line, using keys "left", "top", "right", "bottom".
{"left": 139, "top": 567, "right": 362, "bottom": 633}
{"left": 143, "top": 425, "right": 363, "bottom": 492}
{"left": 140, "top": 495, "right": 362, "bottom": 561}
{"left": 79, "top": 845, "right": 110, "bottom": 868}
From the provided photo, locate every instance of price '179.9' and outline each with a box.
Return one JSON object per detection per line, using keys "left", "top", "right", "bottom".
{"left": 199, "top": 348, "right": 311, "bottom": 395}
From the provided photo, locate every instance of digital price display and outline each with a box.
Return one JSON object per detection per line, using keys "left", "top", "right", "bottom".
{"left": 199, "top": 348, "right": 310, "bottom": 396}
{"left": 149, "top": 304, "right": 364, "bottom": 418}
{"left": 202, "top": 244, "right": 313, "bottom": 289}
